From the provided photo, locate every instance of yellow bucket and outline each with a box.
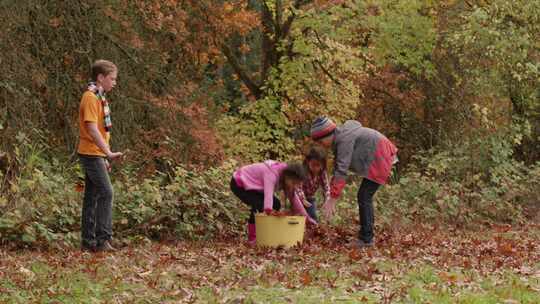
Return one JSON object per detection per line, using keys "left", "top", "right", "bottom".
{"left": 255, "top": 214, "right": 305, "bottom": 248}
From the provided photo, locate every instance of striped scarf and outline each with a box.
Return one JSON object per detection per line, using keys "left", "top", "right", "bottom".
{"left": 87, "top": 82, "right": 112, "bottom": 132}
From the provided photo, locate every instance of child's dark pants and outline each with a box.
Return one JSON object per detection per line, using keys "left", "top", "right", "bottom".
{"left": 305, "top": 197, "right": 318, "bottom": 221}
{"left": 230, "top": 177, "right": 281, "bottom": 224}
{"left": 357, "top": 178, "right": 380, "bottom": 243}
{"left": 79, "top": 155, "right": 113, "bottom": 247}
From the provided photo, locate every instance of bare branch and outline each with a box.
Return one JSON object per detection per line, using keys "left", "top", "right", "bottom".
{"left": 313, "top": 59, "right": 344, "bottom": 87}
{"left": 222, "top": 44, "right": 262, "bottom": 99}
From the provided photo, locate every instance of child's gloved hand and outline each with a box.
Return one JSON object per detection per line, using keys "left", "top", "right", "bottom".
{"left": 322, "top": 197, "right": 337, "bottom": 219}
{"left": 263, "top": 208, "right": 273, "bottom": 215}
{"left": 307, "top": 217, "right": 318, "bottom": 226}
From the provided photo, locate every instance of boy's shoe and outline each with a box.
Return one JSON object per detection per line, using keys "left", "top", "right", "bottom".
{"left": 357, "top": 239, "right": 374, "bottom": 249}
{"left": 96, "top": 240, "right": 117, "bottom": 252}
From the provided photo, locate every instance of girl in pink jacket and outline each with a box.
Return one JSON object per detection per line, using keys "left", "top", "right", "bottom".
{"left": 230, "top": 161, "right": 306, "bottom": 245}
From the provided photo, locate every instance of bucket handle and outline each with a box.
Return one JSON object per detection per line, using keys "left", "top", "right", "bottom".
{"left": 288, "top": 221, "right": 300, "bottom": 225}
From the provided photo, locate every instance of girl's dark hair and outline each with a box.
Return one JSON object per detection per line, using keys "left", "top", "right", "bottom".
{"left": 279, "top": 162, "right": 307, "bottom": 191}
{"left": 304, "top": 146, "right": 328, "bottom": 172}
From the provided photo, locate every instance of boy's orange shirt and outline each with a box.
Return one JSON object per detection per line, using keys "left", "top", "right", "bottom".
{"left": 77, "top": 91, "right": 110, "bottom": 157}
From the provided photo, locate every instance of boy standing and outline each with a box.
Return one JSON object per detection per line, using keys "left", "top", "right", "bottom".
{"left": 78, "top": 60, "right": 123, "bottom": 252}
{"left": 311, "top": 117, "right": 398, "bottom": 248}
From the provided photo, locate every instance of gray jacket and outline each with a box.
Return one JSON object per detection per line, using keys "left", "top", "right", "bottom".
{"left": 332, "top": 120, "right": 386, "bottom": 180}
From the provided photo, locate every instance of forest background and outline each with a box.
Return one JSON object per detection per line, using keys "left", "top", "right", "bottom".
{"left": 0, "top": 0, "right": 538, "bottom": 246}
{"left": 1, "top": 1, "right": 539, "bottom": 302}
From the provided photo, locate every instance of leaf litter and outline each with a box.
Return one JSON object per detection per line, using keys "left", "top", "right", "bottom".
{"left": 0, "top": 223, "right": 538, "bottom": 302}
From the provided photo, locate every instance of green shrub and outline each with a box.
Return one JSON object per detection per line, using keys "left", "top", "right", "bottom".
{"left": 2, "top": 126, "right": 537, "bottom": 248}
{"left": 0, "top": 132, "right": 81, "bottom": 247}
{"left": 113, "top": 160, "right": 246, "bottom": 240}
{"left": 217, "top": 97, "right": 295, "bottom": 162}
{"left": 0, "top": 138, "right": 246, "bottom": 247}
{"left": 374, "top": 125, "right": 539, "bottom": 226}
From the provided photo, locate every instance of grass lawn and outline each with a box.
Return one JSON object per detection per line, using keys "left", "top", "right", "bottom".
{"left": 1, "top": 224, "right": 539, "bottom": 303}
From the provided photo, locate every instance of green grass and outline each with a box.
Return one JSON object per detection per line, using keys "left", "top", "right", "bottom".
{"left": 396, "top": 266, "right": 540, "bottom": 304}
{"left": 0, "top": 261, "right": 140, "bottom": 304}
{"left": 1, "top": 224, "right": 538, "bottom": 303}
{"left": 1, "top": 257, "right": 538, "bottom": 304}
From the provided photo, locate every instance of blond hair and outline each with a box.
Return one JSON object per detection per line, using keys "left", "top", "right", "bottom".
{"left": 91, "top": 60, "right": 117, "bottom": 81}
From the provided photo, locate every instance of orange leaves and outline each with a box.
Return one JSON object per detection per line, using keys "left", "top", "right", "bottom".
{"left": 133, "top": 0, "right": 189, "bottom": 40}
{"left": 300, "top": 271, "right": 312, "bottom": 286}
{"left": 74, "top": 182, "right": 84, "bottom": 193}
{"left": 348, "top": 249, "right": 363, "bottom": 261}
{"left": 497, "top": 241, "right": 515, "bottom": 257}
{"left": 199, "top": 1, "right": 260, "bottom": 39}
{"left": 102, "top": 6, "right": 119, "bottom": 22}
{"left": 239, "top": 44, "right": 251, "bottom": 54}
{"left": 223, "top": 3, "right": 234, "bottom": 13}
{"left": 48, "top": 17, "right": 62, "bottom": 28}
{"left": 134, "top": 1, "right": 166, "bottom": 31}
{"left": 63, "top": 54, "right": 74, "bottom": 66}
{"left": 358, "top": 64, "right": 426, "bottom": 163}
{"left": 438, "top": 271, "right": 458, "bottom": 284}
{"left": 129, "top": 33, "right": 145, "bottom": 49}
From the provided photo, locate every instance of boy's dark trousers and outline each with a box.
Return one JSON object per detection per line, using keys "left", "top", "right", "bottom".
{"left": 230, "top": 177, "right": 281, "bottom": 224}
{"left": 357, "top": 178, "right": 380, "bottom": 243}
{"left": 79, "top": 155, "right": 113, "bottom": 247}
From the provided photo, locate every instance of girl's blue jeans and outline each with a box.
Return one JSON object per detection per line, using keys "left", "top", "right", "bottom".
{"left": 305, "top": 197, "right": 317, "bottom": 222}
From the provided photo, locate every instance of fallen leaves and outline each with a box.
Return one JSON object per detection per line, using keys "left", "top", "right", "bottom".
{"left": 300, "top": 271, "right": 312, "bottom": 286}
{"left": 18, "top": 266, "right": 35, "bottom": 280}
{"left": 0, "top": 224, "right": 538, "bottom": 302}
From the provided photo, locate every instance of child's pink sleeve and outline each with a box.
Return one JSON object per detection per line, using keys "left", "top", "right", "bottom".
{"left": 263, "top": 172, "right": 276, "bottom": 211}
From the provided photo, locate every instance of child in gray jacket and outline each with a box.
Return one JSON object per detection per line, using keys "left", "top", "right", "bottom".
{"left": 311, "top": 117, "right": 398, "bottom": 248}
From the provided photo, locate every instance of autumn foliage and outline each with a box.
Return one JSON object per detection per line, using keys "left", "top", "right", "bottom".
{"left": 0, "top": 2, "right": 539, "bottom": 302}
{"left": 0, "top": 0, "right": 538, "bottom": 247}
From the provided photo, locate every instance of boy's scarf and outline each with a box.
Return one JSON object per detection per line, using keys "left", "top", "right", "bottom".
{"left": 88, "top": 82, "right": 112, "bottom": 132}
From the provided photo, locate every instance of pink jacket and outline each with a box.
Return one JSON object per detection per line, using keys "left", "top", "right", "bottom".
{"left": 233, "top": 160, "right": 287, "bottom": 210}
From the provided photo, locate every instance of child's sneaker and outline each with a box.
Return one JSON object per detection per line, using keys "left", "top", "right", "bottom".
{"left": 356, "top": 239, "right": 374, "bottom": 249}
{"left": 81, "top": 242, "right": 96, "bottom": 252}
{"left": 96, "top": 240, "right": 117, "bottom": 252}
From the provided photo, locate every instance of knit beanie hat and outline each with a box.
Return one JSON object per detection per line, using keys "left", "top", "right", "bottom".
{"left": 310, "top": 116, "right": 336, "bottom": 140}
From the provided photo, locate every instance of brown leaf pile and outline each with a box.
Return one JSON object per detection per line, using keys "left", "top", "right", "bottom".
{"left": 0, "top": 223, "right": 538, "bottom": 302}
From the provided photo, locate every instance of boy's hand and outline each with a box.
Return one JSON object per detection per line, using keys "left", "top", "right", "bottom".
{"left": 302, "top": 200, "right": 312, "bottom": 208}
{"left": 263, "top": 208, "right": 273, "bottom": 215}
{"left": 107, "top": 151, "right": 123, "bottom": 160}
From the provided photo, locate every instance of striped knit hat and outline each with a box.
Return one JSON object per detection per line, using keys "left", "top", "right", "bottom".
{"left": 310, "top": 116, "right": 336, "bottom": 140}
